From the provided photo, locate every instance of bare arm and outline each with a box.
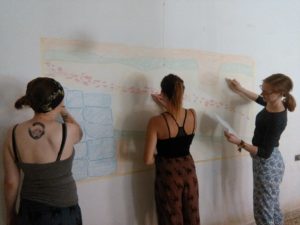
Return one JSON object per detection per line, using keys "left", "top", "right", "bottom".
{"left": 144, "top": 117, "right": 157, "bottom": 165}
{"left": 190, "top": 108, "right": 197, "bottom": 131}
{"left": 151, "top": 94, "right": 167, "bottom": 109}
{"left": 224, "top": 131, "right": 258, "bottom": 155}
{"left": 3, "top": 129, "right": 20, "bottom": 225}
{"left": 60, "top": 105, "right": 83, "bottom": 144}
{"left": 226, "top": 78, "right": 259, "bottom": 101}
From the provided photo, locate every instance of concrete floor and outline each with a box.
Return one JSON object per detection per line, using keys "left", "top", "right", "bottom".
{"left": 286, "top": 216, "right": 300, "bottom": 225}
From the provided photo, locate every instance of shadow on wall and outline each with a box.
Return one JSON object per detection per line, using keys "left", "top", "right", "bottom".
{"left": 0, "top": 75, "right": 33, "bottom": 224}
{"left": 198, "top": 113, "right": 217, "bottom": 136}
{"left": 221, "top": 95, "right": 253, "bottom": 224}
{"left": 222, "top": 96, "right": 253, "bottom": 223}
{"left": 117, "top": 73, "right": 156, "bottom": 225}
{"left": 197, "top": 95, "right": 253, "bottom": 224}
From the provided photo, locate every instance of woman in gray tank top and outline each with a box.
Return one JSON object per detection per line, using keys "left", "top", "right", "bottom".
{"left": 3, "top": 77, "right": 83, "bottom": 225}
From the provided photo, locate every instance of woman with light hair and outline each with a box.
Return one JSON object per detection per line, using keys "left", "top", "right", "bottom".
{"left": 225, "top": 73, "right": 296, "bottom": 225}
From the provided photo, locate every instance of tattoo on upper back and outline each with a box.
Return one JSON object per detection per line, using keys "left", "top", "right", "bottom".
{"left": 28, "top": 122, "right": 45, "bottom": 140}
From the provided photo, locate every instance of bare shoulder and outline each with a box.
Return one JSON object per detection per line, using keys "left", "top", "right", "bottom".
{"left": 4, "top": 123, "right": 22, "bottom": 142}
{"left": 64, "top": 121, "right": 76, "bottom": 130}
{"left": 4, "top": 126, "right": 14, "bottom": 145}
{"left": 187, "top": 108, "right": 197, "bottom": 130}
{"left": 146, "top": 115, "right": 165, "bottom": 133}
{"left": 188, "top": 108, "right": 197, "bottom": 117}
{"left": 64, "top": 121, "right": 83, "bottom": 143}
{"left": 148, "top": 114, "right": 165, "bottom": 125}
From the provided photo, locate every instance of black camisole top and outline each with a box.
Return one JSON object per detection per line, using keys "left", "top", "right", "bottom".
{"left": 156, "top": 109, "right": 195, "bottom": 158}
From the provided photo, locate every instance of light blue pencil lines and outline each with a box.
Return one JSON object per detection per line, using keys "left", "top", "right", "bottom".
{"left": 65, "top": 89, "right": 116, "bottom": 180}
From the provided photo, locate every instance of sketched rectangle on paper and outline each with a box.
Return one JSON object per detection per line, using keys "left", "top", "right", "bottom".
{"left": 84, "top": 123, "right": 114, "bottom": 139}
{"left": 84, "top": 93, "right": 111, "bottom": 107}
{"left": 83, "top": 107, "right": 112, "bottom": 124}
{"left": 74, "top": 142, "right": 88, "bottom": 159}
{"left": 66, "top": 90, "right": 84, "bottom": 107}
{"left": 87, "top": 138, "right": 115, "bottom": 160}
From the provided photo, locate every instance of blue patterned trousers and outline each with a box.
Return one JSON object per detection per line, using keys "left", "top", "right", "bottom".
{"left": 252, "top": 148, "right": 285, "bottom": 225}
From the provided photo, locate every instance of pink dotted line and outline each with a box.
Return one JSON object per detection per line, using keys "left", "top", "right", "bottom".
{"left": 44, "top": 62, "right": 250, "bottom": 120}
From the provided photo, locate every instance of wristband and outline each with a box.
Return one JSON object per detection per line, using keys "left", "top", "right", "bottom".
{"left": 237, "top": 140, "right": 245, "bottom": 152}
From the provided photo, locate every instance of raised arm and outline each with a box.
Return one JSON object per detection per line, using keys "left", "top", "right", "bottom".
{"left": 60, "top": 105, "right": 83, "bottom": 144}
{"left": 151, "top": 93, "right": 167, "bottom": 109}
{"left": 226, "top": 78, "right": 259, "bottom": 101}
{"left": 3, "top": 129, "right": 20, "bottom": 225}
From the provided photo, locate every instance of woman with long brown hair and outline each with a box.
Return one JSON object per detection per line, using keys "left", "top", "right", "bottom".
{"left": 4, "top": 77, "right": 83, "bottom": 225}
{"left": 224, "top": 73, "right": 296, "bottom": 225}
{"left": 144, "top": 74, "right": 200, "bottom": 225}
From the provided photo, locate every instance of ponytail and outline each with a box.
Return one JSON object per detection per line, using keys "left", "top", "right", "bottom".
{"left": 15, "top": 96, "right": 30, "bottom": 110}
{"left": 284, "top": 93, "right": 296, "bottom": 112}
{"left": 161, "top": 74, "right": 185, "bottom": 116}
{"left": 264, "top": 73, "right": 296, "bottom": 112}
{"left": 170, "top": 81, "right": 184, "bottom": 113}
{"left": 15, "top": 77, "right": 64, "bottom": 113}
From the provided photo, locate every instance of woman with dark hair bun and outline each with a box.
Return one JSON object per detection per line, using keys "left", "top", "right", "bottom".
{"left": 224, "top": 73, "right": 296, "bottom": 225}
{"left": 144, "top": 74, "right": 200, "bottom": 225}
{"left": 4, "top": 77, "right": 83, "bottom": 225}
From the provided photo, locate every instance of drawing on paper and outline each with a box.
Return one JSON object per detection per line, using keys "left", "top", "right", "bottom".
{"left": 41, "top": 38, "right": 256, "bottom": 180}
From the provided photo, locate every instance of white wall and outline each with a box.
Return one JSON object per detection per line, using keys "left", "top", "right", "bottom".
{"left": 1, "top": 1, "right": 300, "bottom": 224}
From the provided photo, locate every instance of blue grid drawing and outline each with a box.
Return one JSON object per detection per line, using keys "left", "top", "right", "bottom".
{"left": 65, "top": 89, "right": 116, "bottom": 180}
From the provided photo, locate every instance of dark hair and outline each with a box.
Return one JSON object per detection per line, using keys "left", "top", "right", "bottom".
{"left": 15, "top": 77, "right": 65, "bottom": 113}
{"left": 263, "top": 73, "right": 296, "bottom": 112}
{"left": 161, "top": 74, "right": 185, "bottom": 113}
